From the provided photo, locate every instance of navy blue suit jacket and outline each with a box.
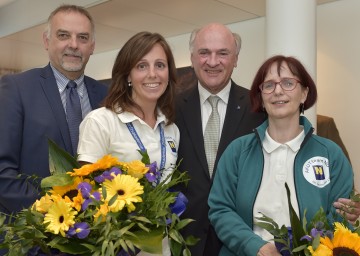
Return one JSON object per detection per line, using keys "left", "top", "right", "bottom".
{"left": 0, "top": 64, "right": 108, "bottom": 213}
{"left": 175, "top": 81, "right": 266, "bottom": 256}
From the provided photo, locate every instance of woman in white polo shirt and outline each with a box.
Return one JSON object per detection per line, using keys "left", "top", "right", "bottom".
{"left": 78, "top": 31, "right": 179, "bottom": 183}
{"left": 77, "top": 31, "right": 179, "bottom": 256}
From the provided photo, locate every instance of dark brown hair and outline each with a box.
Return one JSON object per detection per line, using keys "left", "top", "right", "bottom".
{"left": 103, "top": 32, "right": 177, "bottom": 125}
{"left": 250, "top": 55, "right": 317, "bottom": 113}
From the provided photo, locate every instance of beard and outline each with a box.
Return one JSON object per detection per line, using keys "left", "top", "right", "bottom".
{"left": 61, "top": 50, "right": 84, "bottom": 72}
{"left": 61, "top": 61, "right": 84, "bottom": 72}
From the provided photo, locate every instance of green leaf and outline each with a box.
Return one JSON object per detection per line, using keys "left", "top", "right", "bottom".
{"left": 40, "top": 173, "right": 73, "bottom": 188}
{"left": 125, "top": 227, "right": 164, "bottom": 254}
{"left": 169, "top": 237, "right": 182, "bottom": 256}
{"left": 183, "top": 247, "right": 191, "bottom": 256}
{"left": 175, "top": 218, "right": 195, "bottom": 230}
{"left": 169, "top": 229, "right": 183, "bottom": 244}
{"left": 49, "top": 237, "right": 91, "bottom": 254}
{"left": 137, "top": 150, "right": 150, "bottom": 165}
{"left": 285, "top": 183, "right": 307, "bottom": 251}
{"left": 184, "top": 235, "right": 200, "bottom": 246}
{"left": 48, "top": 138, "right": 80, "bottom": 175}
{"left": 292, "top": 244, "right": 308, "bottom": 252}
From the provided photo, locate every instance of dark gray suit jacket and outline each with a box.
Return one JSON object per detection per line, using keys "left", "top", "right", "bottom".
{"left": 0, "top": 64, "right": 108, "bottom": 213}
{"left": 175, "top": 81, "right": 266, "bottom": 256}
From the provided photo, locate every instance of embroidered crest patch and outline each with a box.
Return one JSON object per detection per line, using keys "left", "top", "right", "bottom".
{"left": 167, "top": 140, "right": 177, "bottom": 153}
{"left": 303, "top": 156, "right": 330, "bottom": 188}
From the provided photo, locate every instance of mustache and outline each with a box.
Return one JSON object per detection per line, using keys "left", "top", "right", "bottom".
{"left": 63, "top": 50, "right": 82, "bottom": 58}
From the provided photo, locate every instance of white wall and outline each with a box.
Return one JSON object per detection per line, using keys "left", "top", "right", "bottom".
{"left": 86, "top": 0, "right": 359, "bottom": 190}
{"left": 317, "top": 0, "right": 360, "bottom": 190}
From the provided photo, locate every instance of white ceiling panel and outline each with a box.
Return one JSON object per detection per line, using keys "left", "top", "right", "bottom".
{"left": 0, "top": 0, "right": 341, "bottom": 71}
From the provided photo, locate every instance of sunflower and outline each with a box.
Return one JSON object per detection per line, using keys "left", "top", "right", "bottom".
{"left": 70, "top": 191, "right": 84, "bottom": 211}
{"left": 308, "top": 222, "right": 360, "bottom": 256}
{"left": 43, "top": 199, "right": 77, "bottom": 237}
{"left": 69, "top": 155, "right": 122, "bottom": 177}
{"left": 100, "top": 174, "right": 144, "bottom": 213}
{"left": 50, "top": 176, "right": 83, "bottom": 198}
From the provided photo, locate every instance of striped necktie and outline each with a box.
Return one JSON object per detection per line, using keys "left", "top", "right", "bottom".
{"left": 66, "top": 80, "right": 82, "bottom": 155}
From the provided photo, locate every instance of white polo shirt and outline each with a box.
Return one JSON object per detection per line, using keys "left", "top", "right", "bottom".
{"left": 78, "top": 107, "right": 180, "bottom": 182}
{"left": 253, "top": 128, "right": 304, "bottom": 242}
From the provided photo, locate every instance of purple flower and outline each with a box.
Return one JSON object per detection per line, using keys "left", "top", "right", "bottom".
{"left": 310, "top": 227, "right": 323, "bottom": 238}
{"left": 315, "top": 221, "right": 324, "bottom": 230}
{"left": 145, "top": 162, "right": 159, "bottom": 183}
{"left": 275, "top": 227, "right": 293, "bottom": 256}
{"left": 300, "top": 234, "right": 312, "bottom": 242}
{"left": 67, "top": 222, "right": 90, "bottom": 239}
{"left": 110, "top": 166, "right": 122, "bottom": 176}
{"left": 78, "top": 182, "right": 92, "bottom": 198}
{"left": 82, "top": 191, "right": 101, "bottom": 210}
{"left": 324, "top": 230, "right": 333, "bottom": 239}
{"left": 94, "top": 167, "right": 122, "bottom": 183}
{"left": 170, "top": 192, "right": 188, "bottom": 216}
{"left": 166, "top": 191, "right": 188, "bottom": 224}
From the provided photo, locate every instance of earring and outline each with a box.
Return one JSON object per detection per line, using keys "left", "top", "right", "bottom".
{"left": 300, "top": 103, "right": 304, "bottom": 114}
{"left": 128, "top": 81, "right": 132, "bottom": 87}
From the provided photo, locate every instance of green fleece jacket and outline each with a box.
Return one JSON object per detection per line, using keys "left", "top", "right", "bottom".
{"left": 208, "top": 116, "right": 353, "bottom": 256}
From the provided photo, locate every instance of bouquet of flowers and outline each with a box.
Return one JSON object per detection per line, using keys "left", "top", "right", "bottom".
{"left": 256, "top": 183, "right": 360, "bottom": 256}
{"left": 0, "top": 140, "right": 197, "bottom": 256}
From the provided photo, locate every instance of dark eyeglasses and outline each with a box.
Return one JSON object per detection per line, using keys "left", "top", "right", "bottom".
{"left": 259, "top": 77, "right": 301, "bottom": 94}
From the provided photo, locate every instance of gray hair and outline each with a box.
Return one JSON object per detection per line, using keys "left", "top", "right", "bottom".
{"left": 189, "top": 27, "right": 241, "bottom": 55}
{"left": 44, "top": 4, "right": 95, "bottom": 42}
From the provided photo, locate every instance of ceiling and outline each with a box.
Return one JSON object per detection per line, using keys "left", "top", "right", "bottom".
{"left": 0, "top": 0, "right": 338, "bottom": 72}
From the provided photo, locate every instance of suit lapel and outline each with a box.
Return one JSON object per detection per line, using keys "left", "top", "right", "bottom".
{"left": 217, "top": 82, "right": 247, "bottom": 160}
{"left": 179, "top": 87, "right": 209, "bottom": 174}
{"left": 40, "top": 64, "right": 73, "bottom": 153}
{"left": 84, "top": 77, "right": 98, "bottom": 109}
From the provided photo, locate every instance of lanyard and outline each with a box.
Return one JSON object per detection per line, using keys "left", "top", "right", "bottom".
{"left": 126, "top": 122, "right": 166, "bottom": 172}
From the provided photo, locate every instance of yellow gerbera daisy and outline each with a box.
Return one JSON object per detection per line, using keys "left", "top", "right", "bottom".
{"left": 122, "top": 160, "right": 149, "bottom": 179}
{"left": 32, "top": 193, "right": 54, "bottom": 213}
{"left": 100, "top": 174, "right": 143, "bottom": 213}
{"left": 69, "top": 155, "right": 122, "bottom": 177}
{"left": 43, "top": 199, "right": 77, "bottom": 237}
{"left": 308, "top": 222, "right": 360, "bottom": 256}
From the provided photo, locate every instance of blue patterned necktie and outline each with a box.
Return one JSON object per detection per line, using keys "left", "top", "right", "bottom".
{"left": 66, "top": 81, "right": 82, "bottom": 155}
{"left": 204, "top": 95, "right": 221, "bottom": 178}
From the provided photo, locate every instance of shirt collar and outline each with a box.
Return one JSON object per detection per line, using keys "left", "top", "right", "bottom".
{"left": 118, "top": 108, "right": 167, "bottom": 128}
{"left": 198, "top": 80, "right": 231, "bottom": 105}
{"left": 263, "top": 126, "right": 305, "bottom": 153}
{"left": 50, "top": 64, "right": 85, "bottom": 97}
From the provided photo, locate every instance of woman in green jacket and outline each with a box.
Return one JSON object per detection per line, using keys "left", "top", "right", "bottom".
{"left": 208, "top": 55, "right": 354, "bottom": 256}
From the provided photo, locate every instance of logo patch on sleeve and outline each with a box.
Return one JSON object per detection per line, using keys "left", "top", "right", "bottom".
{"left": 303, "top": 156, "right": 330, "bottom": 188}
{"left": 167, "top": 140, "right": 177, "bottom": 153}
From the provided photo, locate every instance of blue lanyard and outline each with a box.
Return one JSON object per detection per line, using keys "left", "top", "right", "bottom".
{"left": 126, "top": 122, "right": 166, "bottom": 171}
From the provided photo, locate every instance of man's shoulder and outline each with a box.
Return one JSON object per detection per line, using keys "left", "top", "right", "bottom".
{"left": 84, "top": 75, "right": 106, "bottom": 87}
{"left": 230, "top": 81, "right": 251, "bottom": 93}
{"left": 0, "top": 66, "right": 50, "bottom": 90}
{"left": 84, "top": 76, "right": 108, "bottom": 96}
{"left": 175, "top": 85, "right": 199, "bottom": 104}
{"left": 4, "top": 66, "right": 46, "bottom": 80}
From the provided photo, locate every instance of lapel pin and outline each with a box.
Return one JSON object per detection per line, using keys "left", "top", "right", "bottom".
{"left": 237, "top": 106, "right": 241, "bottom": 110}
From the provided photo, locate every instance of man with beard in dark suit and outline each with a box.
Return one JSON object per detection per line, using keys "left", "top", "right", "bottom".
{"left": 0, "top": 5, "right": 107, "bottom": 215}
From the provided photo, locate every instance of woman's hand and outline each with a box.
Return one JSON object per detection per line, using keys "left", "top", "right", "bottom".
{"left": 333, "top": 198, "right": 360, "bottom": 224}
{"left": 257, "top": 243, "right": 282, "bottom": 256}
